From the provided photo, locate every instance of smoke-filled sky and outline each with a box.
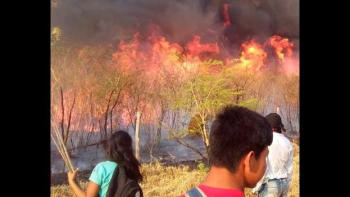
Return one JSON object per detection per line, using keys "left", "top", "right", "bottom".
{"left": 51, "top": 0, "right": 299, "bottom": 50}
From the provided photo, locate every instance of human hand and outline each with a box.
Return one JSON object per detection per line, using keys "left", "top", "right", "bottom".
{"left": 67, "top": 168, "right": 79, "bottom": 184}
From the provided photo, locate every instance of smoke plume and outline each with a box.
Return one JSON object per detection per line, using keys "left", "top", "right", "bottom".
{"left": 51, "top": 0, "right": 299, "bottom": 50}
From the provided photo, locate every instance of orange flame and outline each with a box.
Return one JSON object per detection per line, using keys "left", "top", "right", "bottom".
{"left": 111, "top": 25, "right": 298, "bottom": 77}
{"left": 186, "top": 36, "right": 219, "bottom": 57}
{"left": 112, "top": 31, "right": 221, "bottom": 76}
{"left": 268, "top": 35, "right": 293, "bottom": 63}
{"left": 223, "top": 4, "right": 232, "bottom": 27}
{"left": 236, "top": 39, "right": 267, "bottom": 72}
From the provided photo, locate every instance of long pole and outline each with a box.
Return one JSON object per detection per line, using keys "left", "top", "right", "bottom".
{"left": 135, "top": 111, "right": 141, "bottom": 160}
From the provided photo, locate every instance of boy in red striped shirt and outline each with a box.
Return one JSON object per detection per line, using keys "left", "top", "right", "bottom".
{"left": 179, "top": 106, "right": 273, "bottom": 197}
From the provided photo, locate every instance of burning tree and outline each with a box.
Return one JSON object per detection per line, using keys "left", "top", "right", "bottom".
{"left": 162, "top": 65, "right": 259, "bottom": 161}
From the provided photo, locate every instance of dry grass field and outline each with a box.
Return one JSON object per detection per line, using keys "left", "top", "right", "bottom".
{"left": 51, "top": 143, "right": 299, "bottom": 197}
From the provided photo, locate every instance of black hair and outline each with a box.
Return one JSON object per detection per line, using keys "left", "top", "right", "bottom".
{"left": 105, "top": 130, "right": 143, "bottom": 182}
{"left": 209, "top": 105, "right": 273, "bottom": 173}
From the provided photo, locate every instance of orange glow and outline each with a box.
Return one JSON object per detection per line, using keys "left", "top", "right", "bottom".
{"left": 280, "top": 56, "right": 299, "bottom": 75}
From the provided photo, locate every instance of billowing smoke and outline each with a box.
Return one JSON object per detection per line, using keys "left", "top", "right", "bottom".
{"left": 222, "top": 0, "right": 299, "bottom": 50}
{"left": 51, "top": 0, "right": 299, "bottom": 50}
{"left": 51, "top": 0, "right": 217, "bottom": 45}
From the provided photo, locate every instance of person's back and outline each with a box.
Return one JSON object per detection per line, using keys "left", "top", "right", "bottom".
{"left": 253, "top": 113, "right": 294, "bottom": 197}
{"left": 179, "top": 105, "right": 273, "bottom": 197}
{"left": 67, "top": 130, "right": 143, "bottom": 197}
{"left": 268, "top": 133, "right": 293, "bottom": 178}
{"left": 89, "top": 161, "right": 118, "bottom": 197}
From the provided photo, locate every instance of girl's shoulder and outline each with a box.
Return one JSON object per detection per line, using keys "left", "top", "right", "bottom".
{"left": 92, "top": 161, "right": 118, "bottom": 175}
{"left": 96, "top": 160, "right": 118, "bottom": 168}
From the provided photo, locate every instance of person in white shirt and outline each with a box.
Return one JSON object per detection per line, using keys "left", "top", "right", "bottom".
{"left": 252, "top": 113, "right": 294, "bottom": 197}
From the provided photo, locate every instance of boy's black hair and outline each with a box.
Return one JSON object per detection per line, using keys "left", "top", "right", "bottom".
{"left": 209, "top": 105, "right": 273, "bottom": 173}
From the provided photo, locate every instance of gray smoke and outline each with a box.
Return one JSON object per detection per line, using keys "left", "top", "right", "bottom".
{"left": 223, "top": 0, "right": 299, "bottom": 49}
{"left": 51, "top": 0, "right": 299, "bottom": 50}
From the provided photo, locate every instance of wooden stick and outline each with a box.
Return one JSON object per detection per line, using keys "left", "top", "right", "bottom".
{"left": 51, "top": 133, "right": 72, "bottom": 171}
{"left": 51, "top": 121, "right": 74, "bottom": 172}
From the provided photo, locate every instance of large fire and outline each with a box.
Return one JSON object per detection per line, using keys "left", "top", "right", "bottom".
{"left": 110, "top": 4, "right": 298, "bottom": 76}
{"left": 51, "top": 2, "right": 299, "bottom": 131}
{"left": 112, "top": 27, "right": 298, "bottom": 76}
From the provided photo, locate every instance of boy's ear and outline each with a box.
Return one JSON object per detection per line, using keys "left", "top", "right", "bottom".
{"left": 244, "top": 151, "right": 256, "bottom": 172}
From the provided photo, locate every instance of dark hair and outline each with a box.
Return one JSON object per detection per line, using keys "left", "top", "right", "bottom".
{"left": 209, "top": 105, "right": 273, "bottom": 173}
{"left": 265, "top": 113, "right": 284, "bottom": 133}
{"left": 105, "top": 130, "right": 143, "bottom": 182}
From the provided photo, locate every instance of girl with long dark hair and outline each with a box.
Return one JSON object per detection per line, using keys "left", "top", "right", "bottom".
{"left": 67, "top": 130, "right": 143, "bottom": 197}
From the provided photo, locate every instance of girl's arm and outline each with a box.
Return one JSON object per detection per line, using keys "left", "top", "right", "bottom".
{"left": 68, "top": 168, "right": 100, "bottom": 197}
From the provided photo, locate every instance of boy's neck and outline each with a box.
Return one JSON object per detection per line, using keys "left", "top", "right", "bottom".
{"left": 201, "top": 165, "right": 245, "bottom": 192}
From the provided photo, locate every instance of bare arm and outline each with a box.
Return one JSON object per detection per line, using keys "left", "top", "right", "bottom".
{"left": 68, "top": 169, "right": 100, "bottom": 197}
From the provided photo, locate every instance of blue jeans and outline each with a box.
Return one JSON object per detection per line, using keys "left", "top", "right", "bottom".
{"left": 258, "top": 178, "right": 290, "bottom": 197}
